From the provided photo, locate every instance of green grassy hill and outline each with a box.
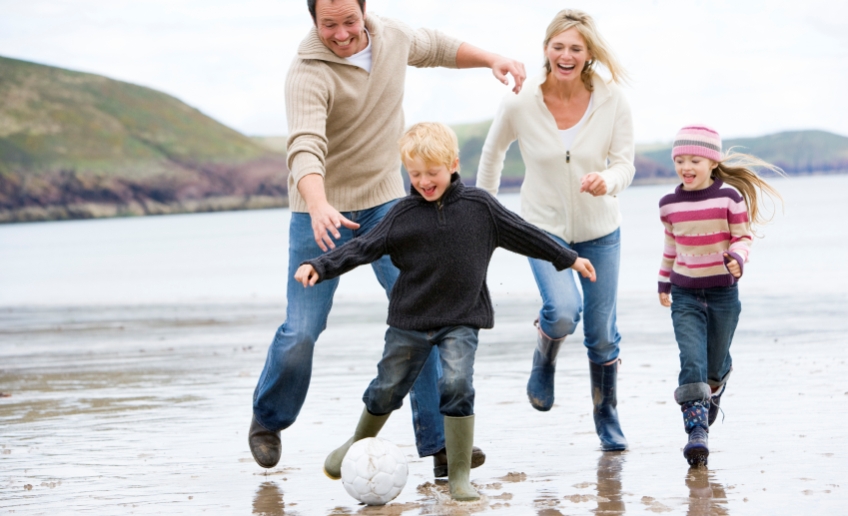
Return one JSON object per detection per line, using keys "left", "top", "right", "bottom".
{"left": 0, "top": 55, "right": 288, "bottom": 222}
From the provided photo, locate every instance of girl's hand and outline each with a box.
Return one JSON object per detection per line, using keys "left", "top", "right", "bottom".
{"left": 724, "top": 253, "right": 742, "bottom": 278}
{"left": 571, "top": 257, "right": 596, "bottom": 282}
{"left": 580, "top": 173, "right": 607, "bottom": 197}
{"left": 659, "top": 292, "right": 671, "bottom": 307}
{"left": 294, "top": 264, "right": 320, "bottom": 287}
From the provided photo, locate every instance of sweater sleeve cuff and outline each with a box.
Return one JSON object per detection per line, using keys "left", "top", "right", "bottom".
{"left": 289, "top": 151, "right": 325, "bottom": 186}
{"left": 553, "top": 249, "right": 579, "bottom": 271}
{"left": 658, "top": 282, "right": 671, "bottom": 294}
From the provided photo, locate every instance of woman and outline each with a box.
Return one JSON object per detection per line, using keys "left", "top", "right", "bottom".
{"left": 476, "top": 9, "right": 634, "bottom": 451}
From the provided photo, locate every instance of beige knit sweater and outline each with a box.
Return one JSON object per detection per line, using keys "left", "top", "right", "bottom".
{"left": 476, "top": 73, "right": 635, "bottom": 244}
{"left": 285, "top": 15, "right": 462, "bottom": 212}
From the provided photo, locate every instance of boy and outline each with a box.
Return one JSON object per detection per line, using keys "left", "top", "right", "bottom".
{"left": 295, "top": 122, "right": 595, "bottom": 501}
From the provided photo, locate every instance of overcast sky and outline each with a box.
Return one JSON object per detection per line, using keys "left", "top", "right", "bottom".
{"left": 2, "top": 0, "right": 847, "bottom": 143}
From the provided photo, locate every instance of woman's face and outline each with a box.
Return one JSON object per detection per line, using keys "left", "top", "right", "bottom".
{"left": 545, "top": 28, "right": 591, "bottom": 84}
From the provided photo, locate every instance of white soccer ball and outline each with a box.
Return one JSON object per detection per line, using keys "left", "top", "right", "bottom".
{"left": 340, "top": 437, "right": 408, "bottom": 506}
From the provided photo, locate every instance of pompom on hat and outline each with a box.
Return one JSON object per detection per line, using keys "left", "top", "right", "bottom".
{"left": 671, "top": 125, "right": 722, "bottom": 162}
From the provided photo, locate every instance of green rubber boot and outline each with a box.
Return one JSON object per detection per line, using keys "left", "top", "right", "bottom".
{"left": 323, "top": 407, "right": 390, "bottom": 479}
{"left": 444, "top": 415, "right": 480, "bottom": 501}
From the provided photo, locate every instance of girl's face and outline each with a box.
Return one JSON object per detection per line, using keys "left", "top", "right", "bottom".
{"left": 674, "top": 155, "right": 718, "bottom": 191}
{"left": 545, "top": 28, "right": 591, "bottom": 84}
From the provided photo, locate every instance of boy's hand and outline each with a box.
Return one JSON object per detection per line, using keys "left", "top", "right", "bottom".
{"left": 724, "top": 253, "right": 741, "bottom": 278}
{"left": 571, "top": 257, "right": 596, "bottom": 282}
{"left": 294, "top": 264, "right": 320, "bottom": 287}
{"left": 659, "top": 292, "right": 671, "bottom": 307}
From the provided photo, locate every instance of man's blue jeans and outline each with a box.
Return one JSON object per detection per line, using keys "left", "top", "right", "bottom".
{"left": 363, "top": 326, "right": 479, "bottom": 418}
{"left": 528, "top": 229, "right": 622, "bottom": 365}
{"left": 252, "top": 200, "right": 446, "bottom": 457}
{"left": 670, "top": 284, "right": 739, "bottom": 404}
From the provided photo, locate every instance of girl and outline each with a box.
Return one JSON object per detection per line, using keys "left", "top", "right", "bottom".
{"left": 657, "top": 125, "right": 783, "bottom": 467}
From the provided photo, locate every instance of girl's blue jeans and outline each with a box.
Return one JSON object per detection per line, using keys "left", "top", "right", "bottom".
{"left": 528, "top": 229, "right": 622, "bottom": 365}
{"left": 670, "top": 284, "right": 740, "bottom": 404}
{"left": 363, "top": 326, "right": 479, "bottom": 418}
{"left": 252, "top": 200, "right": 446, "bottom": 457}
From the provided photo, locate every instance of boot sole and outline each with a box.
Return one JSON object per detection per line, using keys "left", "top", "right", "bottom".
{"left": 684, "top": 446, "right": 709, "bottom": 467}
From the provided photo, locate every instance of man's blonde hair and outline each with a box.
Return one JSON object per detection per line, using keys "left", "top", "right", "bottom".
{"left": 399, "top": 122, "right": 459, "bottom": 170}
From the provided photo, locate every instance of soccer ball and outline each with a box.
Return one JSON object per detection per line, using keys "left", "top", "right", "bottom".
{"left": 340, "top": 437, "right": 408, "bottom": 506}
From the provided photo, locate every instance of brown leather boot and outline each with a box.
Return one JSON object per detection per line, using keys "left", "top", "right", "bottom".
{"left": 432, "top": 445, "right": 486, "bottom": 478}
{"left": 248, "top": 416, "right": 281, "bottom": 468}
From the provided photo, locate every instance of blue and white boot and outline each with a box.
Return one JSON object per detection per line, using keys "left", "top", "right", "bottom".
{"left": 681, "top": 400, "right": 710, "bottom": 467}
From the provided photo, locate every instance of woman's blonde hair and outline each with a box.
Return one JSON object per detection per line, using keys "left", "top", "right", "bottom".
{"left": 398, "top": 122, "right": 459, "bottom": 170}
{"left": 543, "top": 9, "right": 628, "bottom": 91}
{"left": 713, "top": 150, "right": 785, "bottom": 230}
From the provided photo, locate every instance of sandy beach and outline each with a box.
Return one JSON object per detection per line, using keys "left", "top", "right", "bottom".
{"left": 2, "top": 177, "right": 847, "bottom": 514}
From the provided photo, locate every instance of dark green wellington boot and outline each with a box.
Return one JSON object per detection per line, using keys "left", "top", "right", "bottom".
{"left": 432, "top": 445, "right": 486, "bottom": 478}
{"left": 526, "top": 327, "right": 566, "bottom": 411}
{"left": 323, "top": 407, "right": 390, "bottom": 479}
{"left": 444, "top": 415, "right": 480, "bottom": 501}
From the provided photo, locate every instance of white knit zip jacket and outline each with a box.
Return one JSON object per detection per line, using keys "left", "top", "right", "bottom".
{"left": 476, "top": 73, "right": 635, "bottom": 244}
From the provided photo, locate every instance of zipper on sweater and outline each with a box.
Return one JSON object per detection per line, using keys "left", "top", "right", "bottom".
{"left": 436, "top": 199, "right": 446, "bottom": 226}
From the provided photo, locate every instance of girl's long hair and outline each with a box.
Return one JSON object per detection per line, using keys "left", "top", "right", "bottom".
{"left": 713, "top": 149, "right": 785, "bottom": 230}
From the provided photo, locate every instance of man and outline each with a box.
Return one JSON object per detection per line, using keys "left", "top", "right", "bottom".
{"left": 249, "top": 0, "right": 526, "bottom": 476}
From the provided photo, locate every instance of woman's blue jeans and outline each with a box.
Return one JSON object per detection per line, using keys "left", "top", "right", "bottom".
{"left": 252, "top": 200, "right": 446, "bottom": 457}
{"left": 528, "top": 229, "right": 622, "bottom": 365}
{"left": 364, "top": 326, "right": 479, "bottom": 418}
{"left": 670, "top": 284, "right": 739, "bottom": 404}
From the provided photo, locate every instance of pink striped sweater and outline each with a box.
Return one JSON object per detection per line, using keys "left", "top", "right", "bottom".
{"left": 658, "top": 178, "right": 752, "bottom": 293}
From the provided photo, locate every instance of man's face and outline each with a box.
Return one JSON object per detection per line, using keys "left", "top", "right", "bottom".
{"left": 314, "top": 0, "right": 367, "bottom": 58}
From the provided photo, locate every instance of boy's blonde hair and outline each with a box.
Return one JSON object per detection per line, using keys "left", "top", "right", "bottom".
{"left": 399, "top": 122, "right": 460, "bottom": 170}
{"left": 543, "top": 9, "right": 629, "bottom": 91}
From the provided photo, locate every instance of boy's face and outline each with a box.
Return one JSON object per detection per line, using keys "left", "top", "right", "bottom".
{"left": 405, "top": 156, "right": 458, "bottom": 202}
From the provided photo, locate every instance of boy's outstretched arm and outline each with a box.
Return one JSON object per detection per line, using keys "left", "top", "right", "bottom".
{"left": 571, "top": 257, "right": 596, "bottom": 282}
{"left": 294, "top": 264, "right": 320, "bottom": 287}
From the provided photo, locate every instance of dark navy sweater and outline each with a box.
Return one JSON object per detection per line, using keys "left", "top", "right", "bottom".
{"left": 306, "top": 175, "right": 578, "bottom": 331}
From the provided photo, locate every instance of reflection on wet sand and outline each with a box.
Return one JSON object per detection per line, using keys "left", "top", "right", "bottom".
{"left": 596, "top": 452, "right": 625, "bottom": 514}
{"left": 253, "top": 481, "right": 286, "bottom": 515}
{"left": 685, "top": 469, "right": 728, "bottom": 516}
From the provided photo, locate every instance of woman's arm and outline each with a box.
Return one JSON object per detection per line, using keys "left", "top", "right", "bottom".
{"left": 475, "top": 99, "right": 517, "bottom": 196}
{"left": 597, "top": 90, "right": 636, "bottom": 196}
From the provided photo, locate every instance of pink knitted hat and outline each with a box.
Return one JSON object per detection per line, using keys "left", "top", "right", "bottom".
{"left": 671, "top": 125, "right": 722, "bottom": 162}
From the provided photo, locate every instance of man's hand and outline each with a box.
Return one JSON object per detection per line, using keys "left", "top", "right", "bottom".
{"left": 659, "top": 292, "right": 671, "bottom": 307}
{"left": 571, "top": 257, "right": 596, "bottom": 282}
{"left": 294, "top": 264, "right": 320, "bottom": 287}
{"left": 456, "top": 43, "right": 526, "bottom": 94}
{"left": 580, "top": 173, "right": 607, "bottom": 197}
{"left": 298, "top": 174, "right": 360, "bottom": 251}
{"left": 490, "top": 56, "right": 526, "bottom": 94}
{"left": 724, "top": 253, "right": 741, "bottom": 278}
{"left": 309, "top": 201, "right": 359, "bottom": 252}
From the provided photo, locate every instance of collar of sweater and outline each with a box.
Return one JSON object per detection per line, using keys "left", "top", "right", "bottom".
{"left": 532, "top": 71, "right": 613, "bottom": 115}
{"left": 674, "top": 177, "right": 725, "bottom": 199}
{"left": 409, "top": 172, "right": 464, "bottom": 204}
{"left": 297, "top": 14, "right": 382, "bottom": 65}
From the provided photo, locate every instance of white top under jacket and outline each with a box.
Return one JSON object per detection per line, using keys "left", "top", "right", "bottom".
{"left": 476, "top": 72, "right": 635, "bottom": 244}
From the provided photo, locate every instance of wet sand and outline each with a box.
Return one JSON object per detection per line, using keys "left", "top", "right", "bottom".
{"left": 2, "top": 292, "right": 846, "bottom": 515}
